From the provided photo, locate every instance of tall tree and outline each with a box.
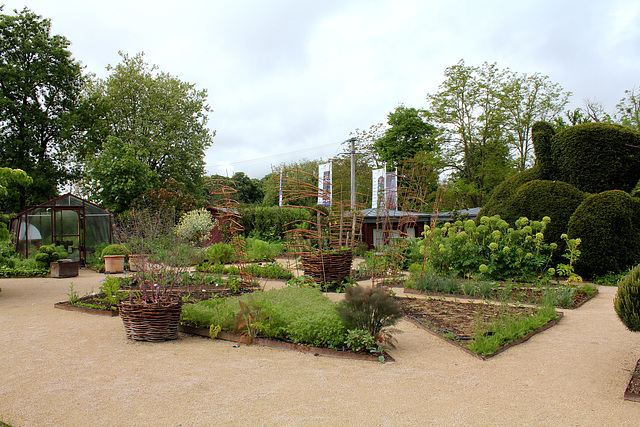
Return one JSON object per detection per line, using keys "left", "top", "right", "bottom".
{"left": 426, "top": 60, "right": 513, "bottom": 207}
{"left": 0, "top": 7, "right": 83, "bottom": 212}
{"left": 426, "top": 60, "right": 569, "bottom": 206}
{"left": 616, "top": 87, "right": 640, "bottom": 131}
{"left": 501, "top": 72, "right": 570, "bottom": 171}
{"left": 372, "top": 105, "right": 438, "bottom": 168}
{"left": 82, "top": 52, "right": 214, "bottom": 210}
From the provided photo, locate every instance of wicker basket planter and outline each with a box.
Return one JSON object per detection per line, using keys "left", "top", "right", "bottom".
{"left": 300, "top": 249, "right": 353, "bottom": 284}
{"left": 118, "top": 299, "right": 183, "bottom": 342}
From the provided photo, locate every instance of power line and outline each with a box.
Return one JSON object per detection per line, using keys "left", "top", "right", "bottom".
{"left": 213, "top": 141, "right": 345, "bottom": 166}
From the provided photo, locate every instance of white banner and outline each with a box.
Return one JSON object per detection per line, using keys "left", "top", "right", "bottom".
{"left": 317, "top": 163, "right": 332, "bottom": 207}
{"left": 371, "top": 168, "right": 397, "bottom": 210}
{"left": 371, "top": 167, "right": 385, "bottom": 209}
{"left": 278, "top": 170, "right": 284, "bottom": 207}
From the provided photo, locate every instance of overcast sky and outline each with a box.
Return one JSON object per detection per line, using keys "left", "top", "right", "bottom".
{"left": 3, "top": 0, "right": 640, "bottom": 179}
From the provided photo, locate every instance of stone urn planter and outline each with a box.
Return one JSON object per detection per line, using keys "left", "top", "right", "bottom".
{"left": 128, "top": 254, "right": 149, "bottom": 272}
{"left": 50, "top": 259, "right": 80, "bottom": 278}
{"left": 300, "top": 249, "right": 353, "bottom": 284}
{"left": 118, "top": 298, "right": 183, "bottom": 342}
{"left": 104, "top": 255, "right": 125, "bottom": 273}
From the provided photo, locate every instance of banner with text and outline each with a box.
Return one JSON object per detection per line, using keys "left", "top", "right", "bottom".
{"left": 317, "top": 162, "right": 332, "bottom": 207}
{"left": 371, "top": 168, "right": 397, "bottom": 209}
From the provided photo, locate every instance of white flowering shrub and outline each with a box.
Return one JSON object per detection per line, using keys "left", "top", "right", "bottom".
{"left": 174, "top": 208, "right": 218, "bottom": 244}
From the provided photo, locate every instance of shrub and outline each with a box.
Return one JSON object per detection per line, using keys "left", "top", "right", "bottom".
{"left": 568, "top": 190, "right": 640, "bottom": 277}
{"left": 498, "top": 180, "right": 586, "bottom": 251}
{"left": 614, "top": 263, "right": 640, "bottom": 332}
{"left": 421, "top": 215, "right": 558, "bottom": 281}
{"left": 246, "top": 237, "right": 281, "bottom": 261}
{"left": 478, "top": 166, "right": 543, "bottom": 219}
{"left": 34, "top": 244, "right": 68, "bottom": 267}
{"left": 174, "top": 208, "right": 217, "bottom": 244}
{"left": 240, "top": 206, "right": 310, "bottom": 241}
{"left": 101, "top": 244, "right": 130, "bottom": 257}
{"left": 550, "top": 122, "right": 640, "bottom": 194}
{"left": 181, "top": 286, "right": 348, "bottom": 348}
{"left": 336, "top": 285, "right": 402, "bottom": 340}
{"left": 204, "top": 242, "right": 236, "bottom": 264}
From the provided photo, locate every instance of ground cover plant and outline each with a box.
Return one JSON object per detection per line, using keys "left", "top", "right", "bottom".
{"left": 195, "top": 261, "right": 294, "bottom": 280}
{"left": 181, "top": 285, "right": 401, "bottom": 353}
{"left": 404, "top": 269, "right": 597, "bottom": 309}
{"left": 397, "top": 296, "right": 560, "bottom": 357}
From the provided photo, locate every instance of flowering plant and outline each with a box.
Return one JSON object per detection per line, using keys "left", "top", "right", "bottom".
{"left": 419, "top": 215, "right": 563, "bottom": 281}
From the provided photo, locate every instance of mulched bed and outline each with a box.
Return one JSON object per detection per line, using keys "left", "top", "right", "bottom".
{"left": 396, "top": 296, "right": 562, "bottom": 359}
{"left": 624, "top": 359, "right": 640, "bottom": 402}
{"left": 54, "top": 286, "right": 251, "bottom": 315}
{"left": 403, "top": 285, "right": 597, "bottom": 309}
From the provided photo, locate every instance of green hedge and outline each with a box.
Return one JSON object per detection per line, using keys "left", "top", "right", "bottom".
{"left": 532, "top": 121, "right": 557, "bottom": 180}
{"left": 499, "top": 180, "right": 587, "bottom": 248}
{"left": 239, "top": 206, "right": 310, "bottom": 241}
{"left": 478, "top": 166, "right": 543, "bottom": 219}
{"left": 551, "top": 122, "right": 640, "bottom": 194}
{"left": 568, "top": 190, "right": 640, "bottom": 277}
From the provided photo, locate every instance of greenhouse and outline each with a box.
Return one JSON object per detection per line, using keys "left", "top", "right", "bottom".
{"left": 9, "top": 193, "right": 114, "bottom": 266}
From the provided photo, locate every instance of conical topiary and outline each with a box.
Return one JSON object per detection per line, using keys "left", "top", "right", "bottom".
{"left": 614, "top": 264, "right": 640, "bottom": 332}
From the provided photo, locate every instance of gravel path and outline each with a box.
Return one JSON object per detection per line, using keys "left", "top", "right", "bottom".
{"left": 2, "top": 270, "right": 640, "bottom": 426}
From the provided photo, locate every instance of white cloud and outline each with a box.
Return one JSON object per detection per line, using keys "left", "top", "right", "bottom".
{"left": 4, "top": 0, "right": 640, "bottom": 179}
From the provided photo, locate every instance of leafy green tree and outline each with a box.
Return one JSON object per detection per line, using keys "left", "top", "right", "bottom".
{"left": 81, "top": 52, "right": 213, "bottom": 209}
{"left": 0, "top": 167, "right": 32, "bottom": 197}
{"left": 205, "top": 172, "right": 263, "bottom": 205}
{"left": 426, "top": 60, "right": 569, "bottom": 206}
{"left": 616, "top": 87, "right": 640, "bottom": 131}
{"left": 84, "top": 137, "right": 158, "bottom": 213}
{"left": 372, "top": 105, "right": 438, "bottom": 168}
{"left": 426, "top": 60, "right": 513, "bottom": 207}
{"left": 501, "top": 72, "right": 570, "bottom": 171}
{"left": 0, "top": 7, "right": 83, "bottom": 211}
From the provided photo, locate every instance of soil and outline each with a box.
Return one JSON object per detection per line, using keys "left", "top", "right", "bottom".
{"left": 3, "top": 271, "right": 640, "bottom": 425}
{"left": 625, "top": 359, "right": 640, "bottom": 401}
{"left": 396, "top": 296, "right": 540, "bottom": 343}
{"left": 404, "top": 285, "right": 597, "bottom": 308}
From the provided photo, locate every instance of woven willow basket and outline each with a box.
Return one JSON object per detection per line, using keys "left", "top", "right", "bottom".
{"left": 118, "top": 299, "right": 183, "bottom": 342}
{"left": 301, "top": 249, "right": 353, "bottom": 284}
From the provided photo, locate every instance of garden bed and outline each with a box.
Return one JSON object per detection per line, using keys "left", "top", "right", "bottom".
{"left": 396, "top": 296, "right": 562, "bottom": 360}
{"left": 54, "top": 294, "right": 119, "bottom": 316}
{"left": 403, "top": 283, "right": 597, "bottom": 309}
{"left": 624, "top": 359, "right": 640, "bottom": 402}
{"left": 54, "top": 286, "right": 250, "bottom": 315}
{"left": 179, "top": 324, "right": 393, "bottom": 362}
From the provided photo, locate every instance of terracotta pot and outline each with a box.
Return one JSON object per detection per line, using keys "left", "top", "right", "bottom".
{"left": 128, "top": 254, "right": 149, "bottom": 272}
{"left": 104, "top": 255, "right": 125, "bottom": 273}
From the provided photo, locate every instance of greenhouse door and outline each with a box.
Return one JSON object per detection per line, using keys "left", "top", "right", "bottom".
{"left": 52, "top": 208, "right": 84, "bottom": 263}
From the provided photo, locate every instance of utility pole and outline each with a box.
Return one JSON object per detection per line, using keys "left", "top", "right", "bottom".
{"left": 348, "top": 137, "right": 356, "bottom": 210}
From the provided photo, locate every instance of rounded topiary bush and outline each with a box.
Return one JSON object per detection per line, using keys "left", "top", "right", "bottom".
{"left": 498, "top": 180, "right": 587, "bottom": 247}
{"left": 478, "top": 166, "right": 543, "bottom": 219}
{"left": 551, "top": 122, "right": 640, "bottom": 194}
{"left": 101, "top": 244, "right": 130, "bottom": 257}
{"left": 567, "top": 190, "right": 640, "bottom": 277}
{"left": 614, "top": 263, "right": 640, "bottom": 332}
